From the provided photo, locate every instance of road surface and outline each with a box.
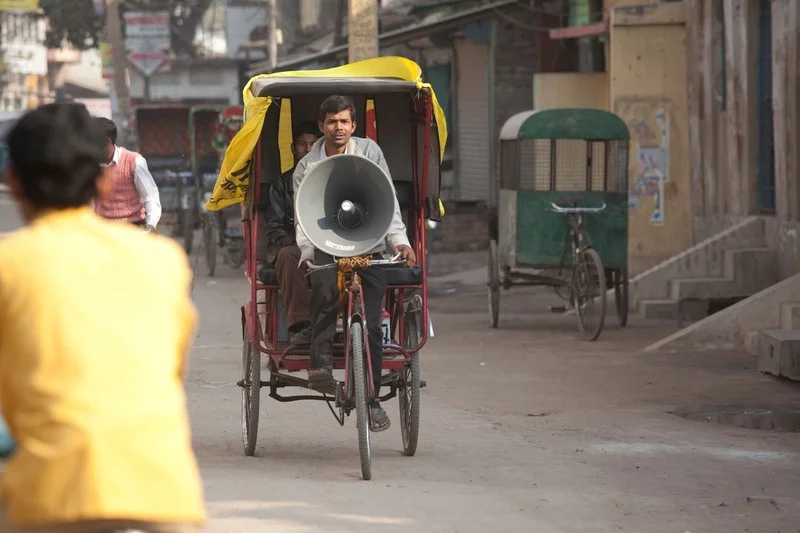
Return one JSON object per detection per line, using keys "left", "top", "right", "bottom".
{"left": 2, "top": 195, "right": 799, "bottom": 532}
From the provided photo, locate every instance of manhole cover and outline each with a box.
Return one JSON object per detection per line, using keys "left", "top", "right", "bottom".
{"left": 671, "top": 406, "right": 800, "bottom": 432}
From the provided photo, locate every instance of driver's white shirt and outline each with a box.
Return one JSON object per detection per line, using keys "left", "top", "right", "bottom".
{"left": 292, "top": 136, "right": 410, "bottom": 266}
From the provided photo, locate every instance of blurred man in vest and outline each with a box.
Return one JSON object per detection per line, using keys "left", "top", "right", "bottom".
{"left": 93, "top": 117, "right": 162, "bottom": 232}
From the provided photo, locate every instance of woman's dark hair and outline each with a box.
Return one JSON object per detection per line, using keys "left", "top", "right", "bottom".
{"left": 318, "top": 95, "right": 356, "bottom": 123}
{"left": 94, "top": 116, "right": 117, "bottom": 144}
{"left": 7, "top": 103, "right": 106, "bottom": 209}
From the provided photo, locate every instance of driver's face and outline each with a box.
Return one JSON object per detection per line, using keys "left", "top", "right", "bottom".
{"left": 319, "top": 110, "right": 356, "bottom": 149}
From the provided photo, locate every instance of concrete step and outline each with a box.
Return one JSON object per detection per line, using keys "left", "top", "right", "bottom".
{"left": 667, "top": 248, "right": 778, "bottom": 301}
{"left": 640, "top": 299, "right": 676, "bottom": 320}
{"left": 780, "top": 302, "right": 800, "bottom": 330}
{"left": 758, "top": 329, "right": 800, "bottom": 381}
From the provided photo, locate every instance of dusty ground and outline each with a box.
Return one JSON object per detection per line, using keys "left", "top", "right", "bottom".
{"left": 2, "top": 195, "right": 800, "bottom": 532}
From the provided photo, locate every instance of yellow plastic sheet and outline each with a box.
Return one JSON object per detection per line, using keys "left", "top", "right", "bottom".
{"left": 205, "top": 56, "right": 448, "bottom": 216}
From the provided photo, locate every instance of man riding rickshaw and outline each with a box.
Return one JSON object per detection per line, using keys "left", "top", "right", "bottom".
{"left": 205, "top": 56, "right": 446, "bottom": 480}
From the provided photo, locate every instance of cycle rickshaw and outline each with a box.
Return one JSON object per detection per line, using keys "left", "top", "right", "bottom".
{"left": 205, "top": 57, "right": 447, "bottom": 480}
{"left": 488, "top": 108, "right": 631, "bottom": 341}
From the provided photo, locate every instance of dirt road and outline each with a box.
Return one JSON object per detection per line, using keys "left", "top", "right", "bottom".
{"left": 2, "top": 201, "right": 799, "bottom": 532}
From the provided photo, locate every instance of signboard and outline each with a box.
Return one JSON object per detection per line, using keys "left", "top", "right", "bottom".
{"left": 0, "top": 0, "right": 38, "bottom": 11}
{"left": 124, "top": 10, "right": 171, "bottom": 77}
{"left": 77, "top": 98, "right": 113, "bottom": 120}
{"left": 99, "top": 41, "right": 115, "bottom": 79}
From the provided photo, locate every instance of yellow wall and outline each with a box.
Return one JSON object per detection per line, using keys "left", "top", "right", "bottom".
{"left": 533, "top": 72, "right": 610, "bottom": 111}
{"left": 609, "top": 1, "right": 691, "bottom": 275}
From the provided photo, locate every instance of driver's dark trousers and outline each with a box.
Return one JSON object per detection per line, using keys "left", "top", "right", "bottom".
{"left": 309, "top": 250, "right": 386, "bottom": 396}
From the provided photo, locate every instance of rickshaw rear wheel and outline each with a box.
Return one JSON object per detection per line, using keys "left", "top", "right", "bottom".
{"left": 241, "top": 334, "right": 261, "bottom": 457}
{"left": 488, "top": 239, "right": 500, "bottom": 328}
{"left": 615, "top": 268, "right": 629, "bottom": 327}
{"left": 206, "top": 217, "right": 218, "bottom": 277}
{"left": 572, "top": 247, "right": 607, "bottom": 342}
{"left": 351, "top": 321, "right": 372, "bottom": 480}
{"left": 399, "top": 312, "right": 421, "bottom": 456}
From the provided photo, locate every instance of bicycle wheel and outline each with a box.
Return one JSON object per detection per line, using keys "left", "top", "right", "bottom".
{"left": 241, "top": 337, "right": 261, "bottom": 456}
{"left": 351, "top": 321, "right": 372, "bottom": 480}
{"left": 572, "top": 247, "right": 607, "bottom": 341}
{"left": 615, "top": 268, "right": 629, "bottom": 327}
{"left": 488, "top": 239, "right": 500, "bottom": 328}
{"left": 206, "top": 218, "right": 218, "bottom": 277}
{"left": 399, "top": 311, "right": 421, "bottom": 456}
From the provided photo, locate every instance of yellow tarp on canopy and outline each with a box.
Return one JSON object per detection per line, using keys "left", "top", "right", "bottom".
{"left": 204, "top": 56, "right": 448, "bottom": 214}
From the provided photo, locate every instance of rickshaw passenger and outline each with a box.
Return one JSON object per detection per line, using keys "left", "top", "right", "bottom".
{"left": 260, "top": 121, "right": 320, "bottom": 346}
{"left": 93, "top": 117, "right": 162, "bottom": 232}
{"left": 0, "top": 103, "right": 205, "bottom": 532}
{"left": 294, "top": 95, "right": 416, "bottom": 433}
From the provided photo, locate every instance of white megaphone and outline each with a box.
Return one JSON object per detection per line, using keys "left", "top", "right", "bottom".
{"left": 294, "top": 153, "right": 397, "bottom": 257}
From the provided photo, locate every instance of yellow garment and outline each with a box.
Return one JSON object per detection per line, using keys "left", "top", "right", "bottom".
{"left": 205, "top": 55, "right": 448, "bottom": 218}
{"left": 0, "top": 208, "right": 205, "bottom": 527}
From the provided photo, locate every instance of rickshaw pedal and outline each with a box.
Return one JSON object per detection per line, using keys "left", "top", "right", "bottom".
{"left": 548, "top": 305, "right": 567, "bottom": 314}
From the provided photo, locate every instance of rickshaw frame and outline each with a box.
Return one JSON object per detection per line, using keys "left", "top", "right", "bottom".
{"left": 228, "top": 67, "right": 446, "bottom": 480}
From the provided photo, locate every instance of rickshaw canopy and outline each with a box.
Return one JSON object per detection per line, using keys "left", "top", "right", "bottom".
{"left": 205, "top": 56, "right": 449, "bottom": 212}
{"left": 499, "top": 108, "right": 630, "bottom": 142}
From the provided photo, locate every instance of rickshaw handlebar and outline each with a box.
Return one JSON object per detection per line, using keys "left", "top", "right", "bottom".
{"left": 549, "top": 202, "right": 607, "bottom": 214}
{"left": 305, "top": 252, "right": 408, "bottom": 272}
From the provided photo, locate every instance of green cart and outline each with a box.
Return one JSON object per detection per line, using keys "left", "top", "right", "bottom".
{"left": 488, "top": 108, "right": 630, "bottom": 341}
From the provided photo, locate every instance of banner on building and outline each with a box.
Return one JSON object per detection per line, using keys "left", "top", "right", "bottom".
{"left": 0, "top": 0, "right": 39, "bottom": 11}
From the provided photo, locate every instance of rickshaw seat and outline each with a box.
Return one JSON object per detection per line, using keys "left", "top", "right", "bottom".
{"left": 384, "top": 265, "right": 423, "bottom": 286}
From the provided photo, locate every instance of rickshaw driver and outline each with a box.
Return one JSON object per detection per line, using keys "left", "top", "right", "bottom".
{"left": 294, "top": 95, "right": 416, "bottom": 433}
{"left": 260, "top": 121, "right": 321, "bottom": 346}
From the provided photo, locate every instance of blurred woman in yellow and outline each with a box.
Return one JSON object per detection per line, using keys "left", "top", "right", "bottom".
{"left": 0, "top": 103, "right": 205, "bottom": 532}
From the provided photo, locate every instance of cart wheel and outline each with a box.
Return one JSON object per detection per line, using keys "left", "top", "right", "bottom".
{"left": 399, "top": 312, "right": 421, "bottom": 456}
{"left": 351, "top": 321, "right": 372, "bottom": 480}
{"left": 615, "top": 268, "right": 629, "bottom": 328}
{"left": 206, "top": 219, "right": 218, "bottom": 277}
{"left": 572, "top": 247, "right": 607, "bottom": 341}
{"left": 488, "top": 239, "right": 500, "bottom": 328}
{"left": 183, "top": 209, "right": 195, "bottom": 255}
{"left": 241, "top": 337, "right": 261, "bottom": 456}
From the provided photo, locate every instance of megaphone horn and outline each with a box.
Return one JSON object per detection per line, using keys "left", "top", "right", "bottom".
{"left": 295, "top": 153, "right": 397, "bottom": 258}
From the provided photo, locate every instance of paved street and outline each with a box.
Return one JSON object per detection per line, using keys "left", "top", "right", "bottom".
{"left": 2, "top": 195, "right": 800, "bottom": 532}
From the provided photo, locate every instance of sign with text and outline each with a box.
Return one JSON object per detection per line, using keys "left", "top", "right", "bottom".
{"left": 0, "top": 0, "right": 38, "bottom": 11}
{"left": 124, "top": 10, "right": 171, "bottom": 77}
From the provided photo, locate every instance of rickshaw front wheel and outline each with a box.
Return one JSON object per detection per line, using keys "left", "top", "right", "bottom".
{"left": 572, "top": 247, "right": 607, "bottom": 341}
{"left": 351, "top": 321, "right": 372, "bottom": 480}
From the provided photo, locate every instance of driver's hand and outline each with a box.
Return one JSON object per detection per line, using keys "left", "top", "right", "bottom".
{"left": 145, "top": 224, "right": 158, "bottom": 234}
{"left": 395, "top": 244, "right": 416, "bottom": 268}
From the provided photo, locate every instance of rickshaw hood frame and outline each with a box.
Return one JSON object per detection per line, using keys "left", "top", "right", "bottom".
{"left": 204, "top": 56, "right": 448, "bottom": 213}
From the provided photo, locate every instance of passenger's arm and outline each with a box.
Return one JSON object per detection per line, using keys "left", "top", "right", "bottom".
{"left": 176, "top": 256, "right": 198, "bottom": 381}
{"left": 293, "top": 161, "right": 314, "bottom": 266}
{"left": 133, "top": 155, "right": 162, "bottom": 228}
{"left": 265, "top": 176, "right": 293, "bottom": 247}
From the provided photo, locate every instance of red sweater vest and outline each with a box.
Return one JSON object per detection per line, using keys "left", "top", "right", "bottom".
{"left": 95, "top": 147, "right": 146, "bottom": 223}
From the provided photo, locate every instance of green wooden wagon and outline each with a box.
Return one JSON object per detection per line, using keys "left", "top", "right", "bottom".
{"left": 488, "top": 108, "right": 630, "bottom": 341}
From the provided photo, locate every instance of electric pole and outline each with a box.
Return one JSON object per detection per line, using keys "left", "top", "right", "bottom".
{"left": 105, "top": 0, "right": 132, "bottom": 146}
{"left": 267, "top": 0, "right": 277, "bottom": 71}
{"left": 348, "top": 0, "right": 378, "bottom": 62}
